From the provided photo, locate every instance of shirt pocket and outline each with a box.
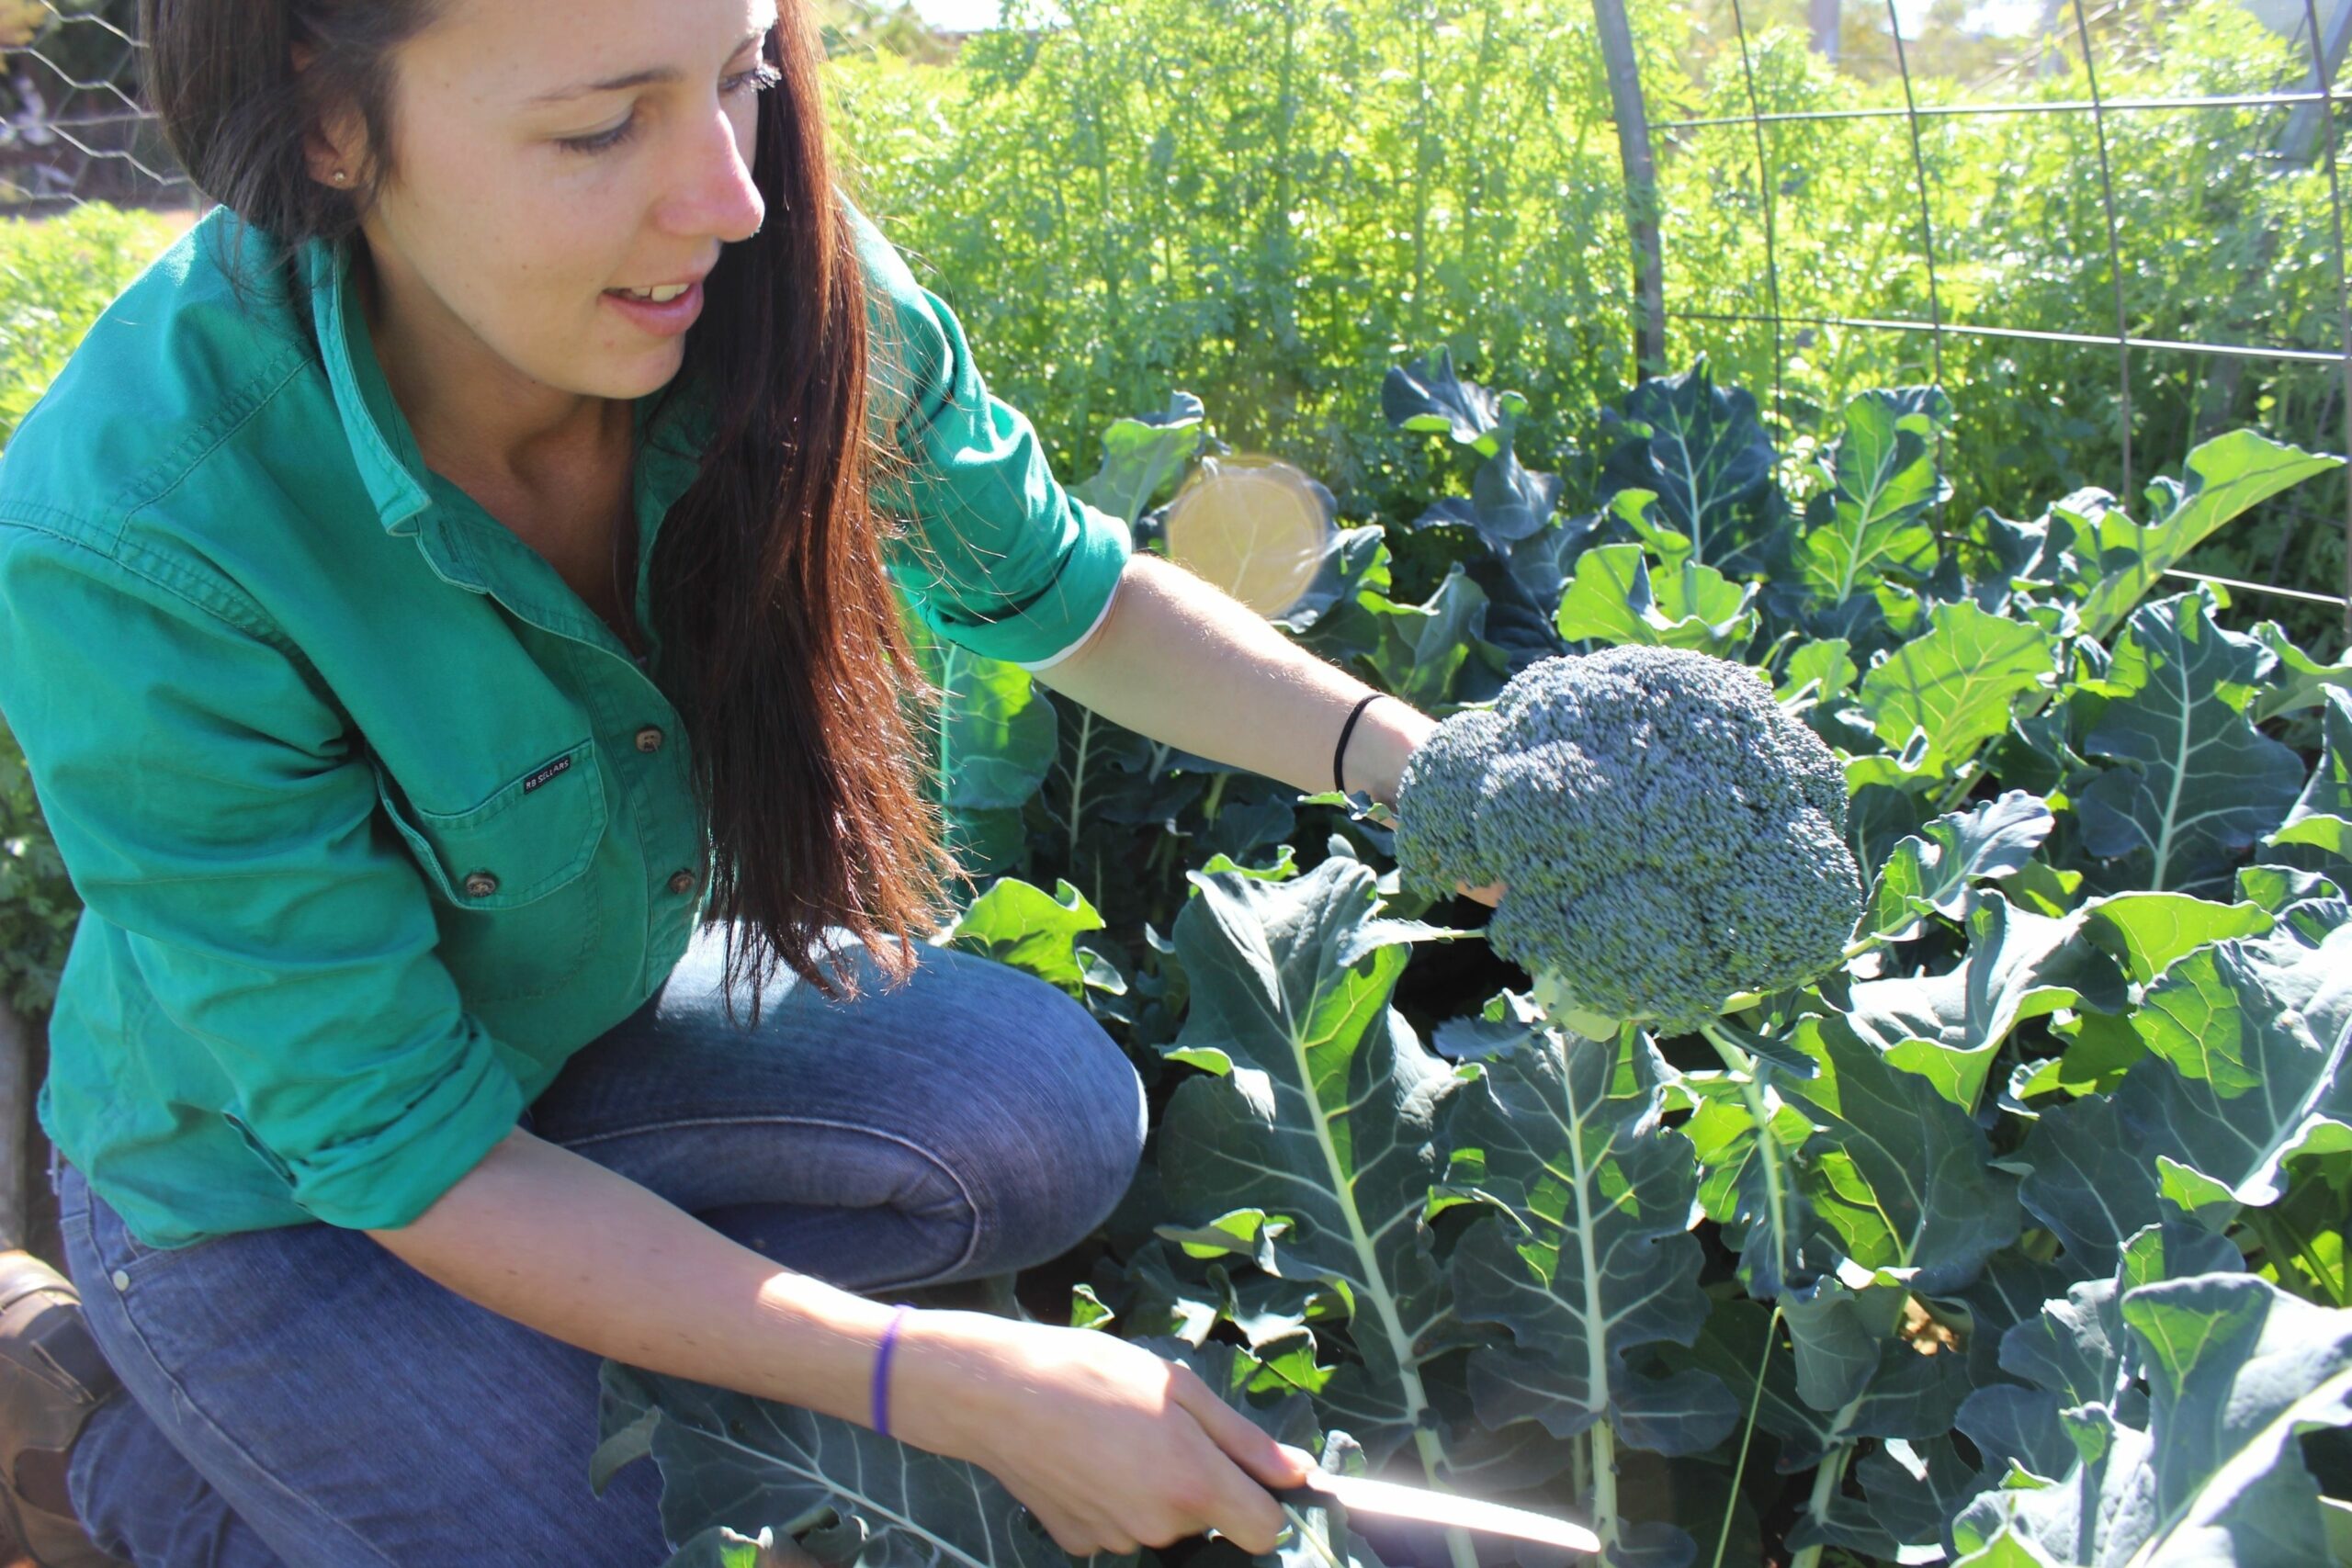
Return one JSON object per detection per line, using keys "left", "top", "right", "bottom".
{"left": 368, "top": 738, "right": 611, "bottom": 1002}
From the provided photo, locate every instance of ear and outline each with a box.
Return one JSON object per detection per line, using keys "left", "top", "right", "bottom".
{"left": 289, "top": 40, "right": 368, "bottom": 192}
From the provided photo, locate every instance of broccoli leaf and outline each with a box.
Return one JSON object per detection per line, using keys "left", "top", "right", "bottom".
{"left": 2108, "top": 913, "right": 2352, "bottom": 1216}
{"left": 1792, "top": 388, "right": 1951, "bottom": 607}
{"left": 1151, "top": 858, "right": 1478, "bottom": 1467}
{"left": 1793, "top": 1434, "right": 1977, "bottom": 1566}
{"left": 1686, "top": 1068, "right": 1838, "bottom": 1301}
{"left": 2075, "top": 889, "right": 2277, "bottom": 987}
{"left": 1953, "top": 1274, "right": 2352, "bottom": 1568}
{"left": 595, "top": 1360, "right": 1101, "bottom": 1568}
{"left": 1596, "top": 358, "right": 1782, "bottom": 570}
{"left": 1553, "top": 541, "right": 1759, "bottom": 657}
{"left": 1953, "top": 1219, "right": 2239, "bottom": 1514}
{"left": 2008, "top": 1093, "right": 2165, "bottom": 1280}
{"left": 1662, "top": 1293, "right": 1960, "bottom": 1479}
{"left": 1779, "top": 637, "right": 1860, "bottom": 709}
{"left": 2072, "top": 588, "right": 2306, "bottom": 897}
{"left": 1844, "top": 893, "right": 2127, "bottom": 1112}
{"left": 1361, "top": 563, "right": 1487, "bottom": 711}
{"left": 2265, "top": 685, "right": 2352, "bottom": 885}
{"left": 2249, "top": 622, "right": 2352, "bottom": 725}
{"left": 2060, "top": 431, "right": 2343, "bottom": 641}
{"left": 945, "top": 877, "right": 1108, "bottom": 999}
{"left": 1068, "top": 391, "right": 1207, "bottom": 525}
{"left": 1381, "top": 345, "right": 1521, "bottom": 457}
{"left": 1445, "top": 1028, "right": 1737, "bottom": 1455}
{"left": 1443, "top": 1025, "right": 1735, "bottom": 1568}
{"left": 1781, "top": 1014, "right": 2023, "bottom": 1292}
{"left": 1859, "top": 790, "right": 2058, "bottom": 946}
{"left": 1858, "top": 600, "right": 2060, "bottom": 784}
{"left": 907, "top": 618, "right": 1061, "bottom": 877}
{"left": 1466, "top": 436, "right": 1565, "bottom": 546}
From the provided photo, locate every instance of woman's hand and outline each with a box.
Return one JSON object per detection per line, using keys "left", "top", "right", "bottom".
{"left": 1372, "top": 708, "right": 1501, "bottom": 910}
{"left": 888, "top": 1310, "right": 1315, "bottom": 1557}
{"left": 1457, "top": 877, "right": 1505, "bottom": 908}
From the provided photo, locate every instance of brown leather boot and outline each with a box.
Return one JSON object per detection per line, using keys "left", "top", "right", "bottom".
{"left": 0, "top": 1250, "right": 128, "bottom": 1567}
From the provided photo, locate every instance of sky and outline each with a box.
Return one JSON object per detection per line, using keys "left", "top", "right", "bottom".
{"left": 905, "top": 0, "right": 2143, "bottom": 39}
{"left": 899, "top": 0, "right": 2340, "bottom": 47}
{"left": 905, "top": 0, "right": 1062, "bottom": 31}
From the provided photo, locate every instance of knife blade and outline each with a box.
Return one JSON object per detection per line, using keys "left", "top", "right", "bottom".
{"left": 1271, "top": 1468, "right": 1600, "bottom": 1553}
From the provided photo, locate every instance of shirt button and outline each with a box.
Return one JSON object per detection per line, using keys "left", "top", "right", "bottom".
{"left": 634, "top": 726, "right": 664, "bottom": 754}
{"left": 110, "top": 1269, "right": 130, "bottom": 1292}
{"left": 462, "top": 871, "right": 500, "bottom": 898}
{"left": 667, "top": 868, "right": 698, "bottom": 896}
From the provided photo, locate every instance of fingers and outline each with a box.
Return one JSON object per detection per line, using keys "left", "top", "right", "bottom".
{"left": 1268, "top": 1441, "right": 1321, "bottom": 1488}
{"left": 1169, "top": 1366, "right": 1314, "bottom": 1486}
{"left": 1165, "top": 1368, "right": 1309, "bottom": 1554}
{"left": 1456, "top": 876, "right": 1507, "bottom": 908}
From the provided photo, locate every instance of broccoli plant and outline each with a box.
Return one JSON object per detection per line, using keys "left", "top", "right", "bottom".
{"left": 1391, "top": 645, "right": 1867, "bottom": 1041}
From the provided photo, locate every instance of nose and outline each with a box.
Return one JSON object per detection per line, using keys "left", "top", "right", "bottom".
{"left": 659, "top": 96, "right": 765, "bottom": 245}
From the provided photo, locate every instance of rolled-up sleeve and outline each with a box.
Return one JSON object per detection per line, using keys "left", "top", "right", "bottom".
{"left": 0, "top": 525, "right": 525, "bottom": 1230}
{"left": 848, "top": 202, "right": 1133, "bottom": 671}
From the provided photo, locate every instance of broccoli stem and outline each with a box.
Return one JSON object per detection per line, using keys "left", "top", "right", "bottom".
{"left": 1407, "top": 1427, "right": 1482, "bottom": 1568}
{"left": 1589, "top": 1418, "right": 1621, "bottom": 1563}
{"left": 1282, "top": 963, "right": 1479, "bottom": 1568}
{"left": 1698, "top": 1023, "right": 1795, "bottom": 1285}
{"left": 1790, "top": 1426, "right": 1860, "bottom": 1568}
{"left": 1065, "top": 705, "right": 1095, "bottom": 861}
{"left": 1558, "top": 1010, "right": 1624, "bottom": 1561}
{"left": 1707, "top": 1303, "right": 1784, "bottom": 1568}
{"left": 1279, "top": 1502, "right": 1348, "bottom": 1568}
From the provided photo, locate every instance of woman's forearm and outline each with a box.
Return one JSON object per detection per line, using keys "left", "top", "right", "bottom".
{"left": 364, "top": 1127, "right": 998, "bottom": 1460}
{"left": 1033, "top": 553, "right": 1437, "bottom": 806}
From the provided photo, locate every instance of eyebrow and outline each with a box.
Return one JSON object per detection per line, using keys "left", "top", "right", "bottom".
{"left": 524, "top": 27, "right": 769, "bottom": 105}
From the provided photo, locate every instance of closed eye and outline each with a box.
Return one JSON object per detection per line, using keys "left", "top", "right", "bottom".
{"left": 554, "top": 54, "right": 782, "bottom": 157}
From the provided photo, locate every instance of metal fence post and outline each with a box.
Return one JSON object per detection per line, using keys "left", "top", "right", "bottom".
{"left": 1592, "top": 0, "right": 1665, "bottom": 377}
{"left": 0, "top": 998, "right": 31, "bottom": 1252}
{"left": 2281, "top": 0, "right": 2352, "bottom": 167}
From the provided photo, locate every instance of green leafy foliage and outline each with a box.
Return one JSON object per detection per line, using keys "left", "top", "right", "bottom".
{"left": 1445, "top": 1022, "right": 1738, "bottom": 1562}
{"left": 1953, "top": 1273, "right": 2352, "bottom": 1568}
{"left": 1150, "top": 859, "right": 1473, "bottom": 1467}
{"left": 589, "top": 352, "right": 2352, "bottom": 1566}
{"left": 594, "top": 1360, "right": 1102, "bottom": 1568}
{"left": 2070, "top": 589, "right": 2308, "bottom": 897}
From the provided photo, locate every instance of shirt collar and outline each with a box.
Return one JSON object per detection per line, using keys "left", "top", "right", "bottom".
{"left": 301, "top": 232, "right": 436, "bottom": 537}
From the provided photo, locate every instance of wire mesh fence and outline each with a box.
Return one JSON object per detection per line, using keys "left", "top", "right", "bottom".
{"left": 0, "top": 0, "right": 186, "bottom": 211}
{"left": 1596, "top": 0, "right": 2352, "bottom": 637}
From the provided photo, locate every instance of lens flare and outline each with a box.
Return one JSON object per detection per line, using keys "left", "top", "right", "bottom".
{"left": 1159, "top": 454, "right": 1330, "bottom": 617}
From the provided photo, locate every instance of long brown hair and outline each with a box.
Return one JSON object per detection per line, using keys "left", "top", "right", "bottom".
{"left": 141, "top": 0, "right": 963, "bottom": 1024}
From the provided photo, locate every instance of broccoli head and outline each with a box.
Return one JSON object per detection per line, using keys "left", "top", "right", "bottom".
{"left": 1393, "top": 646, "right": 1863, "bottom": 1038}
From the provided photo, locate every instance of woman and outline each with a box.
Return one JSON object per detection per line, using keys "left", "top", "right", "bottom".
{"left": 0, "top": 1, "right": 1482, "bottom": 1562}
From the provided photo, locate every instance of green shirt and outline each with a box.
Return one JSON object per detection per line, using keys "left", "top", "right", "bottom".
{"left": 0, "top": 200, "right": 1131, "bottom": 1249}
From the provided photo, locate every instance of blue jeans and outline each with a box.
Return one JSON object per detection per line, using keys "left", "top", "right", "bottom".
{"left": 55, "top": 926, "right": 1148, "bottom": 1566}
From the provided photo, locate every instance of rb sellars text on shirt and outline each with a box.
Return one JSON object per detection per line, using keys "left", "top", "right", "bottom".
{"left": 521, "top": 753, "right": 573, "bottom": 793}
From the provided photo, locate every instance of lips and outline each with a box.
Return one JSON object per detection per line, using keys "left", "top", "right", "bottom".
{"left": 605, "top": 263, "right": 715, "bottom": 303}
{"left": 600, "top": 275, "right": 707, "bottom": 338}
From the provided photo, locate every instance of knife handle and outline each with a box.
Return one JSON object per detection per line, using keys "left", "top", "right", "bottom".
{"left": 1270, "top": 1482, "right": 1337, "bottom": 1510}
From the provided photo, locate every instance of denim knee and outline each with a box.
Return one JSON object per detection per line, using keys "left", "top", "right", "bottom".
{"left": 960, "top": 959, "right": 1147, "bottom": 1241}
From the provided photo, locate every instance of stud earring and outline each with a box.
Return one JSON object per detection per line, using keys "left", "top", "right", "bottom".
{"left": 330, "top": 169, "right": 348, "bottom": 185}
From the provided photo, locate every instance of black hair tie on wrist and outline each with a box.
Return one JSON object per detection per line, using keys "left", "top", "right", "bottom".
{"left": 1334, "top": 692, "right": 1385, "bottom": 795}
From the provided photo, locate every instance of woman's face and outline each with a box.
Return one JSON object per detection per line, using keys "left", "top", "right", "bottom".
{"left": 341, "top": 0, "right": 775, "bottom": 403}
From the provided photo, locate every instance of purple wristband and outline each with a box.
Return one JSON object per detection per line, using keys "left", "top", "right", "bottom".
{"left": 872, "top": 1303, "right": 912, "bottom": 1439}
